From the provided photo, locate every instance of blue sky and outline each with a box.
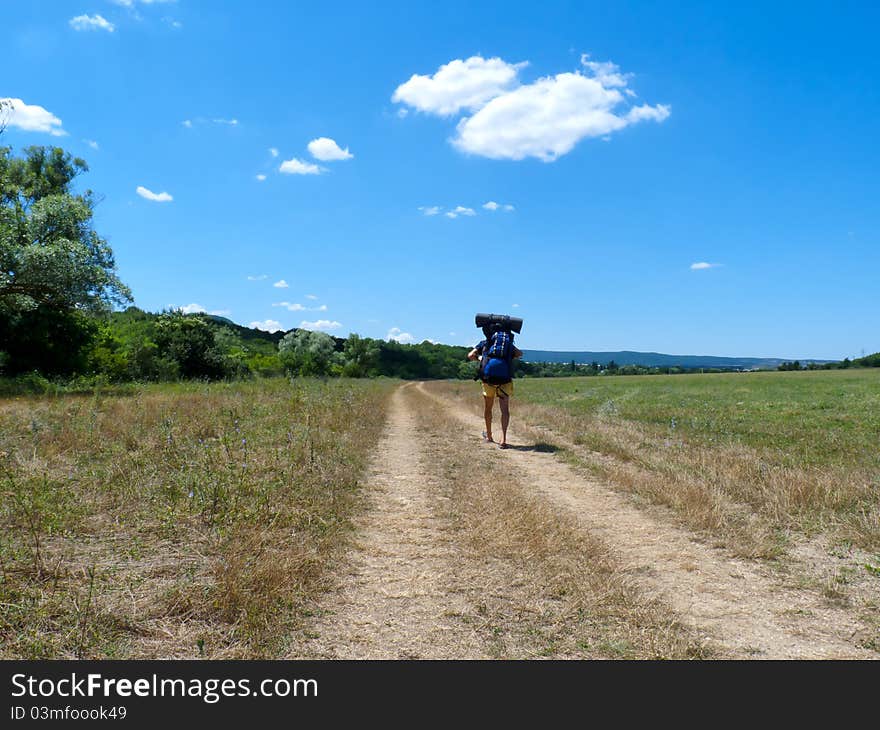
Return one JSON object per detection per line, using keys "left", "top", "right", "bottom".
{"left": 5, "top": 1, "right": 879, "bottom": 359}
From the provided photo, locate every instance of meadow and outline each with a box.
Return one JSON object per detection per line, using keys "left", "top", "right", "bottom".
{"left": 0, "top": 377, "right": 393, "bottom": 659}
{"left": 440, "top": 369, "right": 880, "bottom": 559}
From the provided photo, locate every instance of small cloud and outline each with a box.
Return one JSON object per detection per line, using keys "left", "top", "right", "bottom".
{"left": 250, "top": 319, "right": 285, "bottom": 333}
{"left": 69, "top": 14, "right": 115, "bottom": 32}
{"left": 2, "top": 98, "right": 67, "bottom": 136}
{"left": 162, "top": 16, "right": 183, "bottom": 30}
{"left": 307, "top": 137, "right": 354, "bottom": 161}
{"left": 247, "top": 274, "right": 268, "bottom": 281}
{"left": 690, "top": 262, "right": 719, "bottom": 271}
{"left": 305, "top": 294, "right": 318, "bottom": 300}
{"left": 300, "top": 319, "right": 342, "bottom": 331}
{"left": 255, "top": 174, "right": 267, "bottom": 181}
{"left": 483, "top": 201, "right": 515, "bottom": 212}
{"left": 209, "top": 309, "right": 231, "bottom": 316}
{"left": 273, "top": 301, "right": 327, "bottom": 312}
{"left": 136, "top": 185, "right": 173, "bottom": 202}
{"left": 269, "top": 147, "right": 279, "bottom": 157}
{"left": 418, "top": 206, "right": 441, "bottom": 216}
{"left": 273, "top": 279, "right": 289, "bottom": 288}
{"left": 178, "top": 303, "right": 206, "bottom": 314}
{"left": 446, "top": 206, "right": 475, "bottom": 219}
{"left": 397, "top": 108, "right": 409, "bottom": 118}
{"left": 387, "top": 327, "right": 415, "bottom": 344}
{"left": 449, "top": 331, "right": 456, "bottom": 336}
{"left": 182, "top": 119, "right": 192, "bottom": 128}
{"left": 511, "top": 303, "right": 520, "bottom": 308}
{"left": 212, "top": 118, "right": 238, "bottom": 126}
{"left": 84, "top": 139, "right": 99, "bottom": 150}
{"left": 279, "top": 158, "right": 324, "bottom": 175}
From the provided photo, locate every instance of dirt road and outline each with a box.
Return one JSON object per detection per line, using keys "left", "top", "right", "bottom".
{"left": 300, "top": 383, "right": 877, "bottom": 659}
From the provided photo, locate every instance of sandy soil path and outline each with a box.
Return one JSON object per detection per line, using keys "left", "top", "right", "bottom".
{"left": 301, "top": 382, "right": 875, "bottom": 659}
{"left": 419, "top": 383, "right": 876, "bottom": 659}
{"left": 300, "top": 384, "right": 490, "bottom": 658}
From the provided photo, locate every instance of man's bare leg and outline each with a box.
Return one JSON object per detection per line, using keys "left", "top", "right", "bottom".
{"left": 499, "top": 396, "right": 510, "bottom": 447}
{"left": 483, "top": 395, "right": 494, "bottom": 441}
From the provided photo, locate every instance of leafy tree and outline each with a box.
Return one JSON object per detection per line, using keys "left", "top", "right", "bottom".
{"left": 342, "top": 333, "right": 380, "bottom": 377}
{"left": 278, "top": 329, "right": 341, "bottom": 376}
{"left": 0, "top": 146, "right": 131, "bottom": 374}
{"left": 153, "top": 312, "right": 228, "bottom": 379}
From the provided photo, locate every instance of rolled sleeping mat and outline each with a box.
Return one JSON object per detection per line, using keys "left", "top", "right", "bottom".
{"left": 475, "top": 313, "right": 523, "bottom": 334}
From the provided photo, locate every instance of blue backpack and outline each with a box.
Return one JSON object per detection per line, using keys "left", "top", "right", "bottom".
{"left": 480, "top": 331, "right": 514, "bottom": 384}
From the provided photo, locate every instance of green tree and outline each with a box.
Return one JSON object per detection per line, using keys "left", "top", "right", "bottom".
{"left": 153, "top": 312, "right": 227, "bottom": 379}
{"left": 278, "top": 329, "right": 340, "bottom": 376}
{"left": 0, "top": 146, "right": 131, "bottom": 374}
{"left": 342, "top": 333, "right": 380, "bottom": 377}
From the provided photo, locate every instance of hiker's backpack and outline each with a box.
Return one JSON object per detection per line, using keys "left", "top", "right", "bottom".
{"left": 480, "top": 331, "right": 514, "bottom": 384}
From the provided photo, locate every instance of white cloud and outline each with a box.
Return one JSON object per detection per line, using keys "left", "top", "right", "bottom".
{"left": 247, "top": 274, "right": 268, "bottom": 281}
{"left": 300, "top": 319, "right": 342, "bottom": 331}
{"left": 84, "top": 139, "right": 99, "bottom": 150}
{"left": 512, "top": 303, "right": 520, "bottom": 308}
{"left": 182, "top": 119, "right": 192, "bottom": 128}
{"left": 136, "top": 185, "right": 173, "bottom": 202}
{"left": 386, "top": 327, "right": 415, "bottom": 344}
{"left": 279, "top": 158, "right": 324, "bottom": 175}
{"left": 112, "top": 0, "right": 177, "bottom": 6}
{"left": 396, "top": 108, "right": 409, "bottom": 119}
{"left": 307, "top": 137, "right": 353, "bottom": 161}
{"left": 212, "top": 118, "right": 238, "bottom": 126}
{"left": 163, "top": 16, "right": 183, "bottom": 29}
{"left": 305, "top": 294, "right": 318, "bottom": 300}
{"left": 454, "top": 71, "right": 669, "bottom": 161}
{"left": 250, "top": 319, "right": 285, "bottom": 333}
{"left": 209, "top": 309, "right": 230, "bottom": 316}
{"left": 255, "top": 174, "right": 267, "bottom": 181}
{"left": 396, "top": 54, "right": 670, "bottom": 162}
{"left": 579, "top": 55, "right": 632, "bottom": 88}
{"left": 273, "top": 301, "right": 327, "bottom": 312}
{"left": 503, "top": 204, "right": 515, "bottom": 211}
{"left": 392, "top": 56, "right": 525, "bottom": 116}
{"left": 269, "top": 147, "right": 279, "bottom": 157}
{"left": 273, "top": 279, "right": 289, "bottom": 288}
{"left": 483, "top": 201, "right": 515, "bottom": 212}
{"left": 445, "top": 206, "right": 475, "bottom": 219}
{"left": 418, "top": 206, "right": 441, "bottom": 216}
{"left": 690, "top": 262, "right": 719, "bottom": 270}
{"left": 178, "top": 303, "right": 205, "bottom": 314}
{"left": 69, "top": 14, "right": 115, "bottom": 32}
{"left": 1, "top": 98, "right": 66, "bottom": 136}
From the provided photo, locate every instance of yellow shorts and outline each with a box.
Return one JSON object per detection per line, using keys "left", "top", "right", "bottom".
{"left": 481, "top": 380, "right": 513, "bottom": 399}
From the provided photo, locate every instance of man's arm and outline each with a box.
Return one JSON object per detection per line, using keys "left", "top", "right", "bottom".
{"left": 467, "top": 348, "right": 480, "bottom": 361}
{"left": 512, "top": 346, "right": 523, "bottom": 359}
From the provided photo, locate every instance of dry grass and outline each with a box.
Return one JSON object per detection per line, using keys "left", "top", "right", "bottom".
{"left": 411, "top": 387, "right": 713, "bottom": 659}
{"left": 430, "top": 376, "right": 880, "bottom": 559}
{"left": 0, "top": 377, "right": 393, "bottom": 658}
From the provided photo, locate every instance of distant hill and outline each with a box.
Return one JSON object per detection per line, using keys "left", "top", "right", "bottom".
{"left": 520, "top": 350, "right": 834, "bottom": 370}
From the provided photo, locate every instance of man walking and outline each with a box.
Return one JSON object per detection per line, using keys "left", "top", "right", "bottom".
{"left": 467, "top": 323, "right": 522, "bottom": 449}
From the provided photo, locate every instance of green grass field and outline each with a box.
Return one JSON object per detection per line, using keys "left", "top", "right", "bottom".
{"left": 441, "top": 369, "right": 880, "bottom": 557}
{"left": 517, "top": 369, "right": 880, "bottom": 471}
